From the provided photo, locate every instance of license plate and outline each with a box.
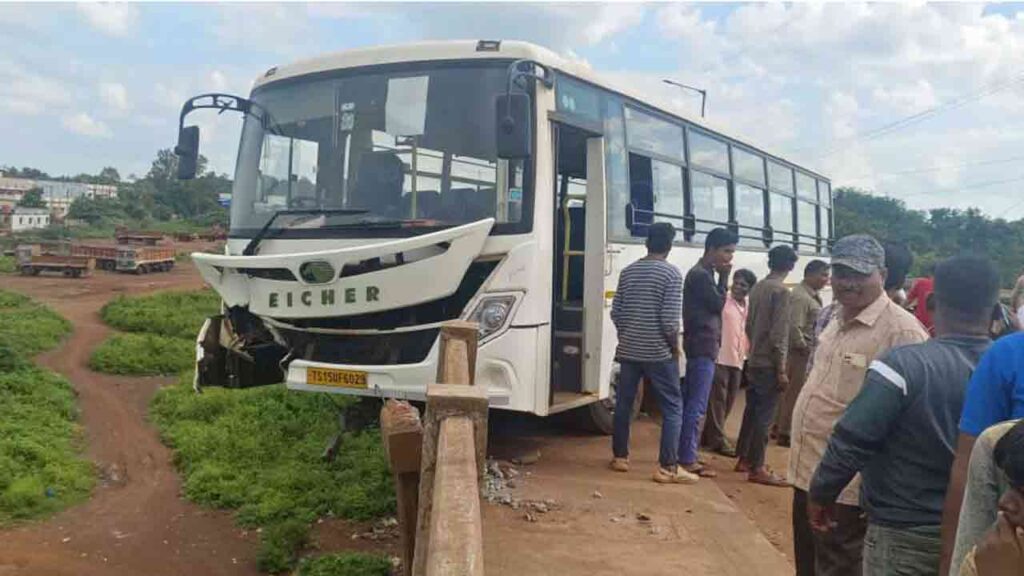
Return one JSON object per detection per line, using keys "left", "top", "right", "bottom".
{"left": 306, "top": 367, "right": 368, "bottom": 389}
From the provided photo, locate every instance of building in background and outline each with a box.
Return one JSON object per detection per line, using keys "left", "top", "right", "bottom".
{"left": 0, "top": 176, "right": 36, "bottom": 209}
{"left": 9, "top": 207, "right": 50, "bottom": 232}
{"left": 0, "top": 172, "right": 118, "bottom": 219}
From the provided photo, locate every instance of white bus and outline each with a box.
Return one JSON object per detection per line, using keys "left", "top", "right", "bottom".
{"left": 176, "top": 40, "right": 832, "bottom": 432}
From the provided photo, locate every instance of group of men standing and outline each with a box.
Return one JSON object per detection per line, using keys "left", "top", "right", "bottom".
{"left": 610, "top": 223, "right": 1024, "bottom": 575}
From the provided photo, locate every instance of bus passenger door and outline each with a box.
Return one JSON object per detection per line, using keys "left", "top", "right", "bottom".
{"left": 550, "top": 122, "right": 606, "bottom": 411}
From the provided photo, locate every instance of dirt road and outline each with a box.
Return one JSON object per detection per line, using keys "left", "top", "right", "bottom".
{"left": 483, "top": 413, "right": 794, "bottom": 576}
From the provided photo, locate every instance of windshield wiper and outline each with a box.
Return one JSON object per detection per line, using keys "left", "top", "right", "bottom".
{"left": 242, "top": 209, "right": 368, "bottom": 256}
{"left": 319, "top": 219, "right": 447, "bottom": 230}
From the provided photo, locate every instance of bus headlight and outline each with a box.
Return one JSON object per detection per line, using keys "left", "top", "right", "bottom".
{"left": 467, "top": 295, "right": 517, "bottom": 343}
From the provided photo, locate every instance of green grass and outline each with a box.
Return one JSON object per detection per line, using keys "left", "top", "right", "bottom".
{"left": 101, "top": 290, "right": 220, "bottom": 340}
{"left": 0, "top": 290, "right": 92, "bottom": 524}
{"left": 0, "top": 367, "right": 94, "bottom": 524}
{"left": 0, "top": 291, "right": 72, "bottom": 359}
{"left": 0, "top": 256, "right": 15, "bottom": 274}
{"left": 89, "top": 333, "right": 194, "bottom": 376}
{"left": 151, "top": 375, "right": 393, "bottom": 573}
{"left": 297, "top": 553, "right": 392, "bottom": 576}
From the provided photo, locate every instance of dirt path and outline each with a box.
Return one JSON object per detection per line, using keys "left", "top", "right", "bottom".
{"left": 483, "top": 416, "right": 793, "bottom": 575}
{"left": 0, "top": 264, "right": 261, "bottom": 576}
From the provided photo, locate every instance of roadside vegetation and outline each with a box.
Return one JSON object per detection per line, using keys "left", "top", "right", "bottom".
{"left": 95, "top": 290, "right": 393, "bottom": 573}
{"left": 100, "top": 290, "right": 220, "bottom": 340}
{"left": 151, "top": 375, "right": 393, "bottom": 573}
{"left": 89, "top": 333, "right": 194, "bottom": 376}
{"left": 0, "top": 291, "right": 72, "bottom": 359}
{"left": 0, "top": 290, "right": 92, "bottom": 524}
{"left": 91, "top": 290, "right": 218, "bottom": 376}
{"left": 0, "top": 256, "right": 15, "bottom": 274}
{"left": 296, "top": 552, "right": 392, "bottom": 576}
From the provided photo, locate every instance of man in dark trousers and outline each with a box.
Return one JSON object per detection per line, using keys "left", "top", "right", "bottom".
{"left": 609, "top": 222, "right": 697, "bottom": 484}
{"left": 776, "top": 259, "right": 830, "bottom": 447}
{"left": 736, "top": 244, "right": 798, "bottom": 486}
{"left": 808, "top": 255, "right": 998, "bottom": 575}
{"left": 678, "top": 227, "right": 738, "bottom": 478}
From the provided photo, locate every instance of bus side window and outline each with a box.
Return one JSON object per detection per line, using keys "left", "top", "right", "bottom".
{"left": 628, "top": 154, "right": 654, "bottom": 235}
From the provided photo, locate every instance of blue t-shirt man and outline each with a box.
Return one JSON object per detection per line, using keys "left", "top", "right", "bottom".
{"left": 960, "top": 331, "right": 1024, "bottom": 436}
{"left": 940, "top": 330, "right": 1024, "bottom": 574}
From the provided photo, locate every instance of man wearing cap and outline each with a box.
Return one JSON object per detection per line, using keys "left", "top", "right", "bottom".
{"left": 788, "top": 234, "right": 928, "bottom": 576}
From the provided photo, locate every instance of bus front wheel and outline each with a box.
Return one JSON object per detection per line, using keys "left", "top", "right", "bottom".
{"left": 581, "top": 368, "right": 644, "bottom": 435}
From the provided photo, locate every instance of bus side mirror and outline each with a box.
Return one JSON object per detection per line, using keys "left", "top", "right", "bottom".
{"left": 175, "top": 125, "right": 200, "bottom": 180}
{"left": 495, "top": 94, "right": 532, "bottom": 159}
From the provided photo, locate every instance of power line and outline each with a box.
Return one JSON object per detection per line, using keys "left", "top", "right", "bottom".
{"left": 839, "top": 154, "right": 1024, "bottom": 182}
{"left": 893, "top": 174, "right": 1024, "bottom": 202}
{"left": 791, "top": 71, "right": 1024, "bottom": 159}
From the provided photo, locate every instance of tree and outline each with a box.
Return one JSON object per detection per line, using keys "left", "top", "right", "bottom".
{"left": 17, "top": 188, "right": 47, "bottom": 208}
{"left": 1, "top": 166, "right": 51, "bottom": 180}
{"left": 97, "top": 166, "right": 121, "bottom": 184}
{"left": 148, "top": 148, "right": 208, "bottom": 182}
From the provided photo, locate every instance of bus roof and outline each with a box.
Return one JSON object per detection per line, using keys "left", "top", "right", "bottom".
{"left": 255, "top": 40, "right": 829, "bottom": 182}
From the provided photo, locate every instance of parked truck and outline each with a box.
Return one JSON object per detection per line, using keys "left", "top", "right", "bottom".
{"left": 16, "top": 245, "right": 95, "bottom": 278}
{"left": 115, "top": 245, "right": 176, "bottom": 274}
{"left": 71, "top": 243, "right": 119, "bottom": 270}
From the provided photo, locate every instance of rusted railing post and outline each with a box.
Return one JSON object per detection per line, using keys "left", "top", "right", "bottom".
{"left": 411, "top": 321, "right": 487, "bottom": 576}
{"left": 380, "top": 400, "right": 423, "bottom": 576}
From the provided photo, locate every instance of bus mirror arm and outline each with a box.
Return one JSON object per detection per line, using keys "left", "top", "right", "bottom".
{"left": 174, "top": 93, "right": 277, "bottom": 180}
{"left": 495, "top": 60, "right": 553, "bottom": 160}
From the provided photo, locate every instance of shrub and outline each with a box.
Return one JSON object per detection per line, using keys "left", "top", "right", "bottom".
{"left": 0, "top": 256, "right": 15, "bottom": 274}
{"left": 257, "top": 518, "right": 311, "bottom": 573}
{"left": 150, "top": 375, "right": 393, "bottom": 572}
{"left": 0, "top": 291, "right": 92, "bottom": 524}
{"left": 0, "top": 290, "right": 72, "bottom": 358}
{"left": 89, "top": 333, "right": 193, "bottom": 376}
{"left": 297, "top": 553, "right": 392, "bottom": 576}
{"left": 101, "top": 290, "right": 220, "bottom": 340}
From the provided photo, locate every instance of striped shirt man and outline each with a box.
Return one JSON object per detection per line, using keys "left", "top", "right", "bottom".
{"left": 611, "top": 258, "right": 683, "bottom": 362}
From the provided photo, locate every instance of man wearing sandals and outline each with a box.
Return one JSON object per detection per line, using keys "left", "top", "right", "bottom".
{"left": 788, "top": 235, "right": 928, "bottom": 576}
{"left": 735, "top": 244, "right": 798, "bottom": 487}
{"left": 808, "top": 255, "right": 997, "bottom": 576}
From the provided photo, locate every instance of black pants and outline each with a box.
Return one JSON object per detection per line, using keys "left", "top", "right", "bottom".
{"left": 793, "top": 488, "right": 867, "bottom": 576}
{"left": 735, "top": 366, "right": 780, "bottom": 470}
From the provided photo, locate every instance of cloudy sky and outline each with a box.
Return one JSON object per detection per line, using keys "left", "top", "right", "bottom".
{"left": 4, "top": 2, "right": 1024, "bottom": 216}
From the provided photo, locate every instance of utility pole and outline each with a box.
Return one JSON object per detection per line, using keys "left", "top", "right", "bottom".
{"left": 663, "top": 79, "right": 707, "bottom": 119}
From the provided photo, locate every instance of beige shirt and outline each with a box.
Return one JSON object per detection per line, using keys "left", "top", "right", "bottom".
{"left": 787, "top": 292, "right": 929, "bottom": 505}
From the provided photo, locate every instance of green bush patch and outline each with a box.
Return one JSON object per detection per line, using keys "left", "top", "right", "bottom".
{"left": 0, "top": 290, "right": 72, "bottom": 358}
{"left": 0, "top": 367, "right": 94, "bottom": 523}
{"left": 89, "top": 333, "right": 193, "bottom": 376}
{"left": 0, "top": 290, "right": 91, "bottom": 524}
{"left": 151, "top": 375, "right": 393, "bottom": 573}
{"left": 297, "top": 552, "right": 392, "bottom": 576}
{"left": 101, "top": 290, "right": 220, "bottom": 340}
{"left": 0, "top": 256, "right": 15, "bottom": 274}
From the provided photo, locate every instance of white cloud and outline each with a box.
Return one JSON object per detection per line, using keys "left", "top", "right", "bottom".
{"left": 212, "top": 4, "right": 313, "bottom": 54}
{"left": 0, "top": 62, "right": 73, "bottom": 116}
{"left": 580, "top": 4, "right": 645, "bottom": 45}
{"left": 100, "top": 82, "right": 130, "bottom": 112}
{"left": 209, "top": 70, "right": 228, "bottom": 92}
{"left": 872, "top": 80, "right": 939, "bottom": 114}
{"left": 62, "top": 112, "right": 112, "bottom": 138}
{"left": 77, "top": 3, "right": 139, "bottom": 38}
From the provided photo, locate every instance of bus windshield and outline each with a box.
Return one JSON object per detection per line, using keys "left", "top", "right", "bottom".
{"left": 230, "top": 62, "right": 531, "bottom": 237}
